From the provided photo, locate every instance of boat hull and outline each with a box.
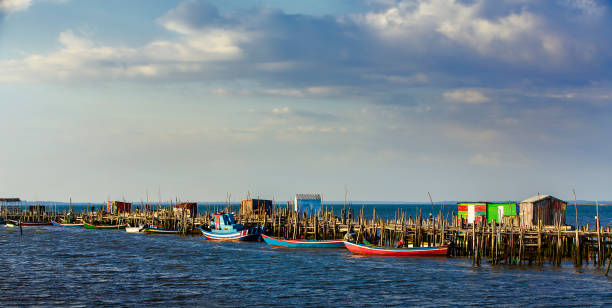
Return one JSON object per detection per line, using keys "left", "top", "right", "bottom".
{"left": 143, "top": 228, "right": 180, "bottom": 234}
{"left": 344, "top": 241, "right": 448, "bottom": 256}
{"left": 51, "top": 221, "right": 84, "bottom": 227}
{"left": 19, "top": 222, "right": 52, "bottom": 226}
{"left": 201, "top": 228, "right": 260, "bottom": 241}
{"left": 262, "top": 234, "right": 345, "bottom": 248}
{"left": 125, "top": 226, "right": 143, "bottom": 233}
{"left": 84, "top": 222, "right": 128, "bottom": 230}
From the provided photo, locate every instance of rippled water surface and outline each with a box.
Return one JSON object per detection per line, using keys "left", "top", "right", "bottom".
{"left": 1, "top": 227, "right": 611, "bottom": 307}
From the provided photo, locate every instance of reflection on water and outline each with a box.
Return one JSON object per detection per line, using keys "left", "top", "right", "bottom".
{"left": 1, "top": 226, "right": 611, "bottom": 307}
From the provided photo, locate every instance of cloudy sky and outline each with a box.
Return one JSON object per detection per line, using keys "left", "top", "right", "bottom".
{"left": 1, "top": 0, "right": 611, "bottom": 202}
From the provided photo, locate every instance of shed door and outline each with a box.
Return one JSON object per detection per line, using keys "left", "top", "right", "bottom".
{"left": 468, "top": 205, "right": 475, "bottom": 223}
{"left": 498, "top": 206, "right": 504, "bottom": 222}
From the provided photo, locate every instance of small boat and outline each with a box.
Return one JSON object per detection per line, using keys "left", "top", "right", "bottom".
{"left": 18, "top": 222, "right": 52, "bottom": 226}
{"left": 51, "top": 221, "right": 84, "bottom": 227}
{"left": 84, "top": 222, "right": 128, "bottom": 230}
{"left": 344, "top": 241, "right": 448, "bottom": 256}
{"left": 200, "top": 212, "right": 261, "bottom": 241}
{"left": 262, "top": 234, "right": 345, "bottom": 248}
{"left": 142, "top": 224, "right": 180, "bottom": 234}
{"left": 125, "top": 225, "right": 144, "bottom": 233}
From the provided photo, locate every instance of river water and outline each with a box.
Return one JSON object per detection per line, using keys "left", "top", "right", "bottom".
{"left": 1, "top": 223, "right": 611, "bottom": 307}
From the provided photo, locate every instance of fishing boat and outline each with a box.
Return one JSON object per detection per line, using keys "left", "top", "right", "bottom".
{"left": 200, "top": 211, "right": 261, "bottom": 241}
{"left": 262, "top": 234, "right": 345, "bottom": 248}
{"left": 142, "top": 224, "right": 180, "bottom": 234}
{"left": 344, "top": 241, "right": 448, "bottom": 256}
{"left": 18, "top": 222, "right": 52, "bottom": 226}
{"left": 125, "top": 225, "right": 144, "bottom": 233}
{"left": 84, "top": 222, "right": 128, "bottom": 230}
{"left": 51, "top": 221, "right": 84, "bottom": 227}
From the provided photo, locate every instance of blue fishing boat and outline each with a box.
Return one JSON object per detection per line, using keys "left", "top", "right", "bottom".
{"left": 262, "top": 234, "right": 345, "bottom": 248}
{"left": 51, "top": 221, "right": 84, "bottom": 227}
{"left": 200, "top": 212, "right": 261, "bottom": 241}
{"left": 142, "top": 224, "right": 180, "bottom": 234}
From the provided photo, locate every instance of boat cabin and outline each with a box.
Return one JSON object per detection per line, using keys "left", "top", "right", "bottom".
{"left": 210, "top": 212, "right": 243, "bottom": 232}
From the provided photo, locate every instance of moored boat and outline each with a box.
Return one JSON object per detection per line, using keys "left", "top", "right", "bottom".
{"left": 142, "top": 224, "right": 180, "bottom": 234}
{"left": 344, "top": 241, "right": 448, "bottom": 256}
{"left": 18, "top": 221, "right": 52, "bottom": 226}
{"left": 51, "top": 221, "right": 84, "bottom": 227}
{"left": 84, "top": 222, "right": 128, "bottom": 230}
{"left": 125, "top": 225, "right": 144, "bottom": 233}
{"left": 200, "top": 211, "right": 261, "bottom": 241}
{"left": 262, "top": 234, "right": 345, "bottom": 248}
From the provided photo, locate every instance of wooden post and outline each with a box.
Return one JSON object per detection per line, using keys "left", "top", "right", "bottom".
{"left": 537, "top": 220, "right": 542, "bottom": 265}
{"left": 472, "top": 222, "right": 476, "bottom": 266}
{"left": 596, "top": 200, "right": 602, "bottom": 266}
{"left": 573, "top": 189, "right": 581, "bottom": 266}
{"left": 606, "top": 253, "right": 611, "bottom": 276}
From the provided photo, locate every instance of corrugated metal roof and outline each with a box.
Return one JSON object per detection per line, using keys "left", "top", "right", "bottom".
{"left": 520, "top": 194, "right": 560, "bottom": 203}
{"left": 295, "top": 193, "right": 321, "bottom": 200}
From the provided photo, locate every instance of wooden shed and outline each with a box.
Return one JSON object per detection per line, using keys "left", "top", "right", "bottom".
{"left": 107, "top": 201, "right": 132, "bottom": 213}
{"left": 0, "top": 198, "right": 21, "bottom": 213}
{"left": 457, "top": 202, "right": 487, "bottom": 223}
{"left": 294, "top": 194, "right": 322, "bottom": 213}
{"left": 172, "top": 202, "right": 198, "bottom": 218}
{"left": 519, "top": 195, "right": 566, "bottom": 227}
{"left": 458, "top": 202, "right": 517, "bottom": 224}
{"left": 486, "top": 202, "right": 517, "bottom": 223}
{"left": 239, "top": 199, "right": 272, "bottom": 216}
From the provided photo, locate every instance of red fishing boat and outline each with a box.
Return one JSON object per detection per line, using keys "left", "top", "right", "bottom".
{"left": 344, "top": 241, "right": 448, "bottom": 256}
{"left": 10, "top": 220, "right": 52, "bottom": 226}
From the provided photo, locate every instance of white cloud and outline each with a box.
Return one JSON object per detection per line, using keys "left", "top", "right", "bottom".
{"left": 0, "top": 0, "right": 31, "bottom": 13}
{"left": 443, "top": 89, "right": 489, "bottom": 104}
{"left": 144, "top": 29, "right": 246, "bottom": 62}
{"left": 362, "top": 0, "right": 565, "bottom": 62}
{"left": 272, "top": 106, "right": 291, "bottom": 114}
{"left": 263, "top": 88, "right": 304, "bottom": 98}
{"left": 563, "top": 0, "right": 605, "bottom": 16}
{"left": 0, "top": 28, "right": 245, "bottom": 82}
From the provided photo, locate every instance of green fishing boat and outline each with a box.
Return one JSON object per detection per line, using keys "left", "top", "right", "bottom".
{"left": 84, "top": 222, "right": 128, "bottom": 230}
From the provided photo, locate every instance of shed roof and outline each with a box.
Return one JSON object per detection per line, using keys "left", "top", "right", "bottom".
{"left": 173, "top": 202, "right": 197, "bottom": 209}
{"left": 520, "top": 194, "right": 562, "bottom": 203}
{"left": 295, "top": 193, "right": 321, "bottom": 201}
{"left": 242, "top": 198, "right": 272, "bottom": 203}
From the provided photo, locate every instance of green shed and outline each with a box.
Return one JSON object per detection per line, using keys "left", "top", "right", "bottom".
{"left": 486, "top": 202, "right": 517, "bottom": 223}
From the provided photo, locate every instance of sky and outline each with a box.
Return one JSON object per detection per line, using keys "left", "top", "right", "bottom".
{"left": 0, "top": 0, "right": 611, "bottom": 203}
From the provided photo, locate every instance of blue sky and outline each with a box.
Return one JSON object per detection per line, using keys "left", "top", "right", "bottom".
{"left": 1, "top": 0, "right": 611, "bottom": 202}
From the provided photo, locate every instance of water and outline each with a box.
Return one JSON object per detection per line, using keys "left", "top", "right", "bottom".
{"left": 1, "top": 225, "right": 611, "bottom": 307}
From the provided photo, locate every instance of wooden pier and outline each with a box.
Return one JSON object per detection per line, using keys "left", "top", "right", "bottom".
{"left": 2, "top": 203, "right": 611, "bottom": 271}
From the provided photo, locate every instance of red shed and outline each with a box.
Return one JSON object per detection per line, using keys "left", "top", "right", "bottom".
{"left": 173, "top": 202, "right": 198, "bottom": 218}
{"left": 107, "top": 201, "right": 132, "bottom": 213}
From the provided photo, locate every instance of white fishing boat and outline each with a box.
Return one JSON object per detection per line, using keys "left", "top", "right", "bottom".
{"left": 125, "top": 225, "right": 144, "bottom": 233}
